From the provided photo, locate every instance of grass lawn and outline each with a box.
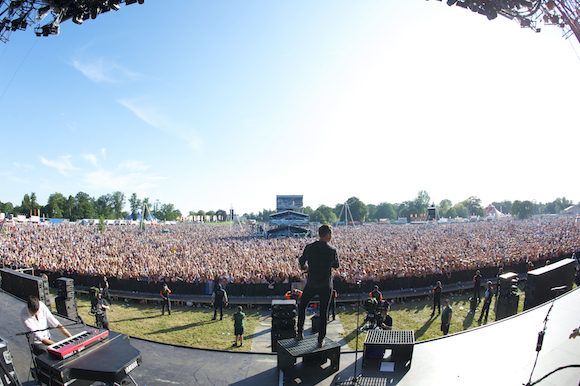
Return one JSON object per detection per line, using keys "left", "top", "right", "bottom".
{"left": 339, "top": 288, "right": 526, "bottom": 350}
{"left": 74, "top": 295, "right": 262, "bottom": 352}
{"left": 65, "top": 283, "right": 562, "bottom": 352}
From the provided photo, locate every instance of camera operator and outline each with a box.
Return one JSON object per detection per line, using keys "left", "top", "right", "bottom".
{"left": 93, "top": 291, "right": 110, "bottom": 330}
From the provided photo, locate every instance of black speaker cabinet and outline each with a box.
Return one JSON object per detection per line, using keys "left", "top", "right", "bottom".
{"left": 0, "top": 268, "right": 47, "bottom": 304}
{"left": 55, "top": 296, "right": 78, "bottom": 319}
{"left": 56, "top": 277, "right": 75, "bottom": 299}
{"left": 271, "top": 299, "right": 296, "bottom": 352}
{"left": 495, "top": 294, "right": 519, "bottom": 320}
{"left": 524, "top": 258, "right": 576, "bottom": 310}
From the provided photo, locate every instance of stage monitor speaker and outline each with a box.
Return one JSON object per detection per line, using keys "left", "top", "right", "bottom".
{"left": 524, "top": 258, "right": 576, "bottom": 310}
{"left": 271, "top": 299, "right": 296, "bottom": 352}
{"left": 0, "top": 268, "right": 47, "bottom": 304}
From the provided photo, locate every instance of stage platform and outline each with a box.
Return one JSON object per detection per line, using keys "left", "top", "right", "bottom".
{"left": 1, "top": 288, "right": 578, "bottom": 385}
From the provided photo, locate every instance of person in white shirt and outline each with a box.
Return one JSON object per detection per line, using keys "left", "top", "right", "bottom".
{"left": 21, "top": 296, "right": 72, "bottom": 354}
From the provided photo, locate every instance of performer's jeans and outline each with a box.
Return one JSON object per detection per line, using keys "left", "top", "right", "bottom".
{"left": 162, "top": 299, "right": 171, "bottom": 315}
{"left": 213, "top": 304, "right": 224, "bottom": 319}
{"left": 298, "top": 285, "right": 332, "bottom": 343}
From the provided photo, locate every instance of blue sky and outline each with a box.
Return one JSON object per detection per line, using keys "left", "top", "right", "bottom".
{"left": 1, "top": 0, "right": 579, "bottom": 214}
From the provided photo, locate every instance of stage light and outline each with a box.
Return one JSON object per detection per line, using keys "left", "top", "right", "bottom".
{"left": 9, "top": 1, "right": 23, "bottom": 9}
{"left": 37, "top": 5, "right": 51, "bottom": 21}
{"left": 110, "top": 2, "right": 121, "bottom": 11}
{"left": 73, "top": 14, "right": 83, "bottom": 24}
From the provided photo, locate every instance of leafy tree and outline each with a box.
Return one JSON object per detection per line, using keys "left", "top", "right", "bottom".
{"left": 46, "top": 193, "right": 66, "bottom": 218}
{"left": 375, "top": 202, "right": 396, "bottom": 220}
{"left": 410, "top": 190, "right": 430, "bottom": 217}
{"left": 216, "top": 209, "right": 227, "bottom": 221}
{"left": 446, "top": 206, "right": 457, "bottom": 218}
{"left": 335, "top": 197, "right": 368, "bottom": 223}
{"left": 313, "top": 205, "right": 338, "bottom": 224}
{"left": 461, "top": 196, "right": 485, "bottom": 217}
{"left": 21, "top": 194, "right": 32, "bottom": 215}
{"left": 511, "top": 200, "right": 535, "bottom": 219}
{"left": 367, "top": 204, "right": 377, "bottom": 221}
{"left": 0, "top": 201, "right": 14, "bottom": 215}
{"left": 453, "top": 202, "right": 469, "bottom": 218}
{"left": 397, "top": 202, "right": 410, "bottom": 219}
{"left": 95, "top": 194, "right": 114, "bottom": 219}
{"left": 75, "top": 192, "right": 95, "bottom": 220}
{"left": 112, "top": 191, "right": 125, "bottom": 219}
{"left": 30, "top": 192, "right": 40, "bottom": 211}
{"left": 66, "top": 195, "right": 75, "bottom": 219}
{"left": 438, "top": 199, "right": 453, "bottom": 218}
{"left": 129, "top": 193, "right": 141, "bottom": 220}
{"left": 303, "top": 206, "right": 314, "bottom": 217}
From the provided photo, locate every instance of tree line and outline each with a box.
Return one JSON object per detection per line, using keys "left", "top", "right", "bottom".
{"left": 0, "top": 191, "right": 575, "bottom": 224}
{"left": 0, "top": 192, "right": 183, "bottom": 222}
{"left": 243, "top": 191, "right": 576, "bottom": 223}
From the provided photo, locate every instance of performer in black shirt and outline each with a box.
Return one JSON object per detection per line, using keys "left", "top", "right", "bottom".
{"left": 212, "top": 284, "right": 228, "bottom": 320}
{"left": 160, "top": 284, "right": 171, "bottom": 316}
{"left": 431, "top": 281, "right": 442, "bottom": 316}
{"left": 296, "top": 224, "right": 340, "bottom": 347}
{"left": 94, "top": 291, "right": 110, "bottom": 329}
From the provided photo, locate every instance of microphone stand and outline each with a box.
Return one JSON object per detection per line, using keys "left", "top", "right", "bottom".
{"left": 350, "top": 279, "right": 363, "bottom": 384}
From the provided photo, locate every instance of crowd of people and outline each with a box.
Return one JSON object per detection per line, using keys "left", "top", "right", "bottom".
{"left": 0, "top": 216, "right": 578, "bottom": 286}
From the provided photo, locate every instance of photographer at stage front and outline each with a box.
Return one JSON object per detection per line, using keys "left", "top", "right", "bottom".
{"left": 296, "top": 224, "right": 340, "bottom": 347}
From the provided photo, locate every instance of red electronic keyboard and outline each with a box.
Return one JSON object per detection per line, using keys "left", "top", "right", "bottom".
{"left": 47, "top": 329, "right": 109, "bottom": 359}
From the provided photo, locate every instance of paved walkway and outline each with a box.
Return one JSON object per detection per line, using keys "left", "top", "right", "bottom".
{"left": 251, "top": 308, "right": 348, "bottom": 352}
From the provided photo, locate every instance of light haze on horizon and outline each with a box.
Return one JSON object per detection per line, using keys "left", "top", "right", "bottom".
{"left": 1, "top": 0, "right": 579, "bottom": 215}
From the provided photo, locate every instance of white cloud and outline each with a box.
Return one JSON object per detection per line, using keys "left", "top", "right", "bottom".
{"left": 119, "top": 159, "right": 150, "bottom": 172}
{"left": 12, "top": 162, "right": 33, "bottom": 170}
{"left": 81, "top": 154, "right": 99, "bottom": 167}
{"left": 39, "top": 155, "right": 78, "bottom": 175}
{"left": 72, "top": 57, "right": 141, "bottom": 83}
{"left": 118, "top": 97, "right": 203, "bottom": 151}
{"left": 80, "top": 168, "right": 167, "bottom": 193}
{"left": 101, "top": 148, "right": 107, "bottom": 160}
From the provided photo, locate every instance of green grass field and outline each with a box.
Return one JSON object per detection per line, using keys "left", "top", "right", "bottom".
{"left": 74, "top": 295, "right": 262, "bottom": 351}
{"left": 339, "top": 288, "right": 526, "bottom": 350}
{"left": 68, "top": 287, "right": 529, "bottom": 352}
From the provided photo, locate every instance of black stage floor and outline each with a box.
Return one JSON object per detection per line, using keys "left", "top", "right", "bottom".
{"left": 1, "top": 288, "right": 579, "bottom": 385}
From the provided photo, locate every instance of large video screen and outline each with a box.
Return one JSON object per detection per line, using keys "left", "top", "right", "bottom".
{"left": 276, "top": 195, "right": 303, "bottom": 211}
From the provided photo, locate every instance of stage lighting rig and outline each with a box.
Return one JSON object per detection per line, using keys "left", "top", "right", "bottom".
{"left": 0, "top": 0, "right": 145, "bottom": 43}
{"left": 440, "top": 0, "right": 580, "bottom": 43}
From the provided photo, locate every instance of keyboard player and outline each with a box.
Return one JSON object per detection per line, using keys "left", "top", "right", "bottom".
{"left": 22, "top": 296, "right": 72, "bottom": 355}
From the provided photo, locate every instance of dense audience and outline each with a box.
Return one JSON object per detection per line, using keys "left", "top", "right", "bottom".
{"left": 0, "top": 216, "right": 578, "bottom": 285}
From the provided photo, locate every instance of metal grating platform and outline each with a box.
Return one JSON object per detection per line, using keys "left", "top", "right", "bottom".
{"left": 278, "top": 334, "right": 340, "bottom": 356}
{"left": 364, "top": 330, "right": 414, "bottom": 346}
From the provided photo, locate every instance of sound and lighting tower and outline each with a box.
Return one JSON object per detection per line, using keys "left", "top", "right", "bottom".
{"left": 1, "top": 0, "right": 146, "bottom": 43}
